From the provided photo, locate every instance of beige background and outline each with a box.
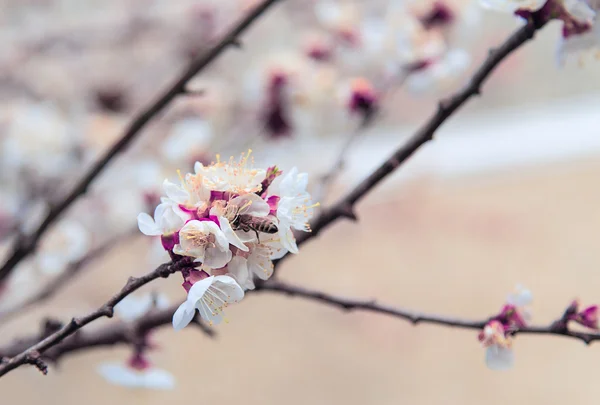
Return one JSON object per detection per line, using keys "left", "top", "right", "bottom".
{"left": 2, "top": 0, "right": 600, "bottom": 403}
{"left": 2, "top": 157, "right": 600, "bottom": 404}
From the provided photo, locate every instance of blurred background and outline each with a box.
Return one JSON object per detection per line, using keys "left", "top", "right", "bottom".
{"left": 1, "top": 0, "right": 600, "bottom": 403}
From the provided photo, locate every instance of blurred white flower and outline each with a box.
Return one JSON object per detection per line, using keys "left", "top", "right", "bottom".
{"left": 406, "top": 49, "right": 471, "bottom": 94}
{"left": 97, "top": 362, "right": 175, "bottom": 390}
{"left": 485, "top": 345, "right": 515, "bottom": 370}
{"left": 479, "top": 0, "right": 545, "bottom": 12}
{"left": 36, "top": 220, "right": 90, "bottom": 275}
{"left": 162, "top": 118, "right": 212, "bottom": 164}
{"left": 172, "top": 274, "right": 244, "bottom": 329}
{"left": 478, "top": 320, "right": 514, "bottom": 370}
{"left": 115, "top": 293, "right": 170, "bottom": 323}
{"left": 1, "top": 103, "right": 78, "bottom": 179}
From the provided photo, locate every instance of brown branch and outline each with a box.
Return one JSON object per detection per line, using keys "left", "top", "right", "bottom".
{"left": 274, "top": 18, "right": 546, "bottom": 270}
{"left": 0, "top": 228, "right": 138, "bottom": 323}
{"left": 0, "top": 258, "right": 193, "bottom": 377}
{"left": 0, "top": 305, "right": 213, "bottom": 363}
{"left": 0, "top": 0, "right": 286, "bottom": 284}
{"left": 253, "top": 281, "right": 600, "bottom": 345}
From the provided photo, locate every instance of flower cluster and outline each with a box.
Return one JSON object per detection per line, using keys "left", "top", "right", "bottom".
{"left": 478, "top": 285, "right": 532, "bottom": 370}
{"left": 137, "top": 151, "right": 316, "bottom": 329}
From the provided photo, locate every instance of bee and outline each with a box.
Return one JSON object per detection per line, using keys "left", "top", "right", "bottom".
{"left": 224, "top": 203, "right": 278, "bottom": 241}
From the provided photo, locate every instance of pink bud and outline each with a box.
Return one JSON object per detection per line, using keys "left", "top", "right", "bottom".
{"left": 575, "top": 306, "right": 598, "bottom": 329}
{"left": 127, "top": 353, "right": 151, "bottom": 371}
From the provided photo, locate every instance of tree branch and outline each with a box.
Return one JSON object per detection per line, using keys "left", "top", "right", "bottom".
{"left": 253, "top": 281, "right": 600, "bottom": 345}
{"left": 0, "top": 305, "right": 213, "bottom": 363}
{"left": 275, "top": 18, "right": 546, "bottom": 270}
{"left": 0, "top": 228, "right": 138, "bottom": 323}
{"left": 0, "top": 258, "right": 193, "bottom": 377}
{"left": 0, "top": 0, "right": 286, "bottom": 284}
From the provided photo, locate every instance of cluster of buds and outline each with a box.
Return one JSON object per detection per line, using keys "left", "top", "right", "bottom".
{"left": 478, "top": 285, "right": 532, "bottom": 370}
{"left": 137, "top": 151, "right": 317, "bottom": 329}
{"left": 481, "top": 0, "right": 600, "bottom": 64}
{"left": 560, "top": 299, "right": 598, "bottom": 329}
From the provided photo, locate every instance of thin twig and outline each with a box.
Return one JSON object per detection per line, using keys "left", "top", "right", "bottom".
{"left": 253, "top": 281, "right": 600, "bottom": 345}
{"left": 313, "top": 68, "right": 412, "bottom": 204}
{"left": 0, "top": 0, "right": 286, "bottom": 284}
{"left": 0, "top": 228, "right": 138, "bottom": 323}
{"left": 0, "top": 258, "right": 193, "bottom": 377}
{"left": 0, "top": 305, "right": 214, "bottom": 363}
{"left": 275, "top": 18, "right": 546, "bottom": 271}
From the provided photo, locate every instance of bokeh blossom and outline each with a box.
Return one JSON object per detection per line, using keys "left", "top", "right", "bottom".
{"left": 478, "top": 285, "right": 532, "bottom": 370}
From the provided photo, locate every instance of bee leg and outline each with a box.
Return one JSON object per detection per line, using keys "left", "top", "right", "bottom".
{"left": 254, "top": 230, "right": 260, "bottom": 243}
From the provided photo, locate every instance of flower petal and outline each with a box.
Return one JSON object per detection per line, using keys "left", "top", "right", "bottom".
{"left": 97, "top": 363, "right": 141, "bottom": 388}
{"left": 485, "top": 345, "right": 514, "bottom": 371}
{"left": 204, "top": 247, "right": 232, "bottom": 268}
{"left": 142, "top": 369, "right": 176, "bottom": 390}
{"left": 214, "top": 275, "right": 245, "bottom": 302}
{"left": 233, "top": 194, "right": 270, "bottom": 217}
{"left": 219, "top": 217, "right": 249, "bottom": 252}
{"left": 137, "top": 213, "right": 161, "bottom": 236}
{"left": 163, "top": 179, "right": 189, "bottom": 204}
{"left": 172, "top": 301, "right": 196, "bottom": 330}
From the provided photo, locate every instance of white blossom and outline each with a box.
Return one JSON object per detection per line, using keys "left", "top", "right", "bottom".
{"left": 36, "top": 220, "right": 90, "bottom": 275}
{"left": 115, "top": 293, "right": 170, "bottom": 323}
{"left": 275, "top": 167, "right": 316, "bottom": 254}
{"left": 97, "top": 363, "right": 175, "bottom": 390}
{"left": 226, "top": 238, "right": 282, "bottom": 290}
{"left": 172, "top": 275, "right": 244, "bottom": 328}
{"left": 173, "top": 220, "right": 232, "bottom": 268}
{"left": 137, "top": 201, "right": 185, "bottom": 237}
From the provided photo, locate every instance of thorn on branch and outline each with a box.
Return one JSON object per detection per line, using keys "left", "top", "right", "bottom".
{"left": 26, "top": 351, "right": 48, "bottom": 375}
{"left": 103, "top": 306, "right": 115, "bottom": 318}
{"left": 339, "top": 205, "right": 358, "bottom": 221}
{"left": 70, "top": 317, "right": 82, "bottom": 327}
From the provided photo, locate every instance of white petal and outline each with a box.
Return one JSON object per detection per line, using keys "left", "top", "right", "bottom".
{"left": 97, "top": 363, "right": 142, "bottom": 388}
{"left": 187, "top": 276, "right": 215, "bottom": 301}
{"left": 201, "top": 221, "right": 229, "bottom": 251}
{"left": 203, "top": 247, "right": 232, "bottom": 268}
{"left": 197, "top": 301, "right": 224, "bottom": 325}
{"left": 172, "top": 301, "right": 196, "bottom": 330}
{"left": 232, "top": 194, "right": 270, "bottom": 217}
{"left": 137, "top": 213, "right": 161, "bottom": 236}
{"left": 278, "top": 227, "right": 299, "bottom": 254}
{"left": 219, "top": 217, "right": 249, "bottom": 252}
{"left": 227, "top": 255, "right": 251, "bottom": 287}
{"left": 213, "top": 275, "right": 245, "bottom": 302}
{"left": 115, "top": 295, "right": 153, "bottom": 322}
{"left": 163, "top": 179, "right": 189, "bottom": 204}
{"left": 485, "top": 345, "right": 514, "bottom": 371}
{"left": 37, "top": 253, "right": 67, "bottom": 275}
{"left": 141, "top": 369, "right": 176, "bottom": 390}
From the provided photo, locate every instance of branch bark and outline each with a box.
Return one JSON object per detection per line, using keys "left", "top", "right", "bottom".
{"left": 0, "top": 228, "right": 138, "bottom": 323}
{"left": 0, "top": 305, "right": 213, "bottom": 363}
{"left": 0, "top": 258, "right": 192, "bottom": 377}
{"left": 275, "top": 18, "right": 546, "bottom": 270}
{"left": 254, "top": 281, "right": 600, "bottom": 345}
{"left": 0, "top": 0, "right": 286, "bottom": 284}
